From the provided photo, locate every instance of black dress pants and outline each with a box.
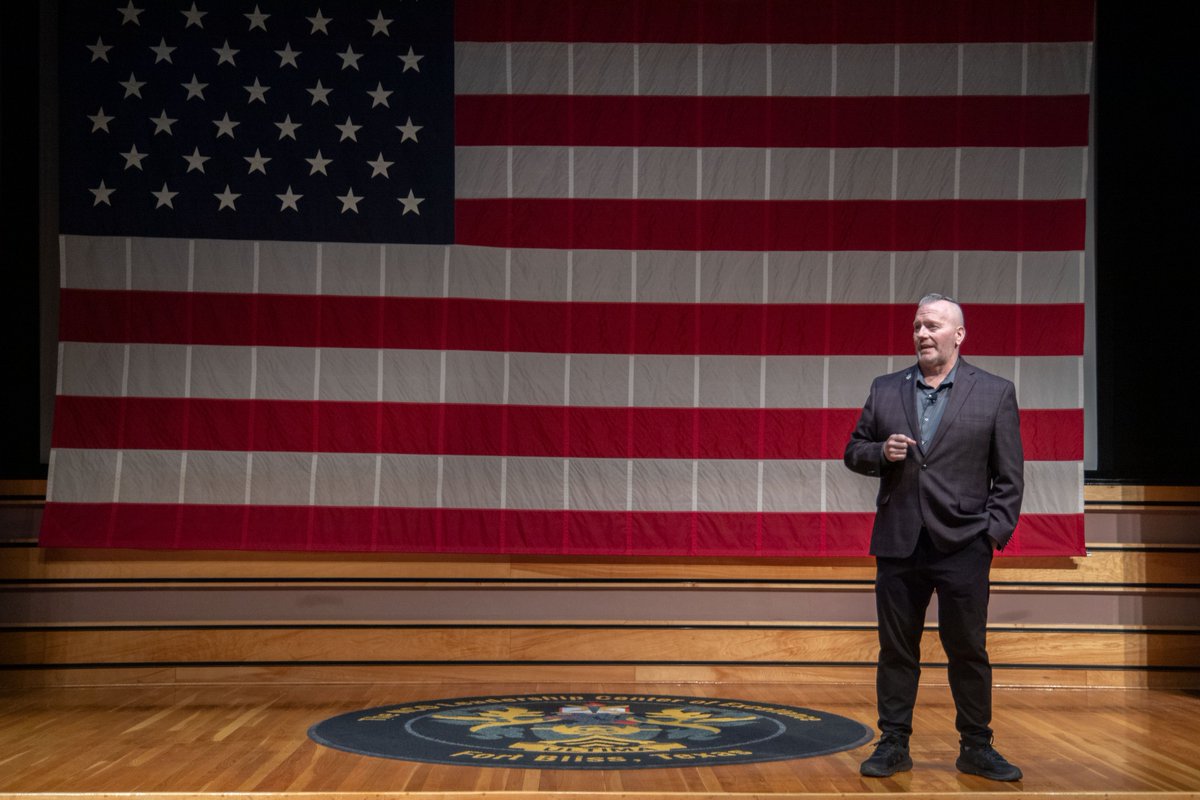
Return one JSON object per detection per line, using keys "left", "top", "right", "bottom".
{"left": 874, "top": 528, "right": 994, "bottom": 745}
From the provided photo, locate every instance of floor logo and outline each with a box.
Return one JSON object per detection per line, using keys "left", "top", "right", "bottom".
{"left": 309, "top": 694, "right": 872, "bottom": 769}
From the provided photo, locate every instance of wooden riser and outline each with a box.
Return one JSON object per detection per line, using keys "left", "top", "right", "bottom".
{"left": 5, "top": 544, "right": 1199, "bottom": 584}
{"left": 3, "top": 794, "right": 1197, "bottom": 800}
{"left": 2, "top": 664, "right": 1198, "bottom": 690}
{"left": 3, "top": 625, "right": 1198, "bottom": 671}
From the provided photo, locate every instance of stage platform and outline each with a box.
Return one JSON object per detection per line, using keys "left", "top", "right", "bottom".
{"left": 1, "top": 681, "right": 1198, "bottom": 799}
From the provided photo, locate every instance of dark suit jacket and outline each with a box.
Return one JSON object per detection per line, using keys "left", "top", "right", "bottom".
{"left": 844, "top": 358, "right": 1024, "bottom": 557}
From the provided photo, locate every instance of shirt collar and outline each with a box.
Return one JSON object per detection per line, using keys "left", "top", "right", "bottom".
{"left": 916, "top": 360, "right": 958, "bottom": 391}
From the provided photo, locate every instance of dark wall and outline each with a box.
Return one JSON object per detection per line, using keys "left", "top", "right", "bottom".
{"left": 1, "top": 2, "right": 45, "bottom": 478}
{"left": 1092, "top": 1, "right": 1200, "bottom": 482}
{"left": 3, "top": 2, "right": 1197, "bottom": 483}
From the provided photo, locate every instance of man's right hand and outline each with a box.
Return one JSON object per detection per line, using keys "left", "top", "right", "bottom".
{"left": 883, "top": 434, "right": 917, "bottom": 462}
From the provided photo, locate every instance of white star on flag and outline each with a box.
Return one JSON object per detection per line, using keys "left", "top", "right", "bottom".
{"left": 367, "top": 153, "right": 394, "bottom": 178}
{"left": 213, "top": 185, "right": 239, "bottom": 211}
{"left": 89, "top": 180, "right": 115, "bottom": 206}
{"left": 336, "top": 116, "right": 361, "bottom": 142}
{"left": 275, "top": 115, "right": 301, "bottom": 140}
{"left": 87, "top": 37, "right": 112, "bottom": 62}
{"left": 121, "top": 144, "right": 147, "bottom": 170}
{"left": 337, "top": 188, "right": 363, "bottom": 213}
{"left": 180, "top": 3, "right": 205, "bottom": 28}
{"left": 120, "top": 73, "right": 146, "bottom": 99}
{"left": 338, "top": 46, "right": 362, "bottom": 70}
{"left": 306, "top": 150, "right": 332, "bottom": 175}
{"left": 213, "top": 112, "right": 239, "bottom": 138}
{"left": 368, "top": 11, "right": 393, "bottom": 36}
{"left": 398, "top": 189, "right": 423, "bottom": 215}
{"left": 152, "top": 182, "right": 178, "bottom": 209}
{"left": 397, "top": 117, "right": 421, "bottom": 143}
{"left": 214, "top": 40, "right": 238, "bottom": 66}
{"left": 181, "top": 75, "right": 208, "bottom": 100}
{"left": 150, "top": 110, "right": 177, "bottom": 136}
{"left": 245, "top": 78, "right": 270, "bottom": 103}
{"left": 367, "top": 82, "right": 393, "bottom": 108}
{"left": 307, "top": 9, "right": 332, "bottom": 34}
{"left": 182, "top": 147, "right": 209, "bottom": 173}
{"left": 245, "top": 6, "right": 270, "bottom": 32}
{"left": 308, "top": 80, "right": 333, "bottom": 106}
{"left": 276, "top": 43, "right": 301, "bottom": 68}
{"left": 399, "top": 46, "right": 422, "bottom": 72}
{"left": 244, "top": 149, "right": 271, "bottom": 175}
{"left": 276, "top": 186, "right": 302, "bottom": 211}
{"left": 88, "top": 108, "right": 114, "bottom": 133}
{"left": 117, "top": 1, "right": 142, "bottom": 26}
{"left": 150, "top": 38, "right": 176, "bottom": 64}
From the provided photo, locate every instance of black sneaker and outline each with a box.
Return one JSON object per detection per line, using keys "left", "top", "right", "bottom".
{"left": 956, "top": 742, "right": 1023, "bottom": 781}
{"left": 860, "top": 736, "right": 913, "bottom": 777}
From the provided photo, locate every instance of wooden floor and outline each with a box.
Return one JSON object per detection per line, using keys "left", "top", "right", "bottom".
{"left": 1, "top": 681, "right": 1198, "bottom": 800}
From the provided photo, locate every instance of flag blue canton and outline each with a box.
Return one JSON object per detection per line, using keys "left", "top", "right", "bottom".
{"left": 60, "top": 0, "right": 454, "bottom": 244}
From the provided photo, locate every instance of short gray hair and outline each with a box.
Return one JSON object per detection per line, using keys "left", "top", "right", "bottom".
{"left": 917, "top": 293, "right": 964, "bottom": 326}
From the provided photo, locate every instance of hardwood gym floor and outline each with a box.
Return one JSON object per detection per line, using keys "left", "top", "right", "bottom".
{"left": 1, "top": 681, "right": 1198, "bottom": 799}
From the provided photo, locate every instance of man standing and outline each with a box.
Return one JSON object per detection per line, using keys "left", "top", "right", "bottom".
{"left": 844, "top": 294, "right": 1024, "bottom": 781}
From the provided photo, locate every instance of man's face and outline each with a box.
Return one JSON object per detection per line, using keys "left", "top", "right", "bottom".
{"left": 913, "top": 300, "right": 964, "bottom": 373}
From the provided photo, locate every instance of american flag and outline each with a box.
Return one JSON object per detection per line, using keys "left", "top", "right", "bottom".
{"left": 42, "top": 0, "right": 1091, "bottom": 556}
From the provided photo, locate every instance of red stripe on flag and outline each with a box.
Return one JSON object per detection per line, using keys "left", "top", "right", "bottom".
{"left": 1005, "top": 514, "right": 1086, "bottom": 557}
{"left": 455, "top": 0, "right": 1095, "bottom": 44}
{"left": 454, "top": 199, "right": 1086, "bottom": 251}
{"left": 456, "top": 95, "right": 1090, "bottom": 149}
{"left": 58, "top": 291, "right": 1084, "bottom": 357}
{"left": 51, "top": 396, "right": 1083, "bottom": 461}
{"left": 1017, "top": 407, "right": 1085, "bottom": 462}
{"left": 38, "top": 502, "right": 1085, "bottom": 556}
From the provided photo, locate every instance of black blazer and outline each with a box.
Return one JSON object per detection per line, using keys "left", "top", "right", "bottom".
{"left": 844, "top": 358, "right": 1024, "bottom": 557}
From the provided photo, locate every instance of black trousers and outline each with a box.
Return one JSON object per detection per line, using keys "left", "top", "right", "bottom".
{"left": 874, "top": 528, "right": 994, "bottom": 745}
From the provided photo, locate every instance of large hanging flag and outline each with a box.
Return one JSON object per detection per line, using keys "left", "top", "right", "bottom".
{"left": 42, "top": 0, "right": 1091, "bottom": 556}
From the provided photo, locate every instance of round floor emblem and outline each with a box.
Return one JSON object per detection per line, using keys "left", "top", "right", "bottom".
{"left": 309, "top": 693, "right": 872, "bottom": 769}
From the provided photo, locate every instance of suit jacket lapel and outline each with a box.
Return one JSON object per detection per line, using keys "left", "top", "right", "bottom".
{"left": 899, "top": 366, "right": 921, "bottom": 450}
{"left": 926, "top": 358, "right": 976, "bottom": 455}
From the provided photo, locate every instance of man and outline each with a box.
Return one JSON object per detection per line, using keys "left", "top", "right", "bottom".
{"left": 844, "top": 293, "right": 1024, "bottom": 782}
